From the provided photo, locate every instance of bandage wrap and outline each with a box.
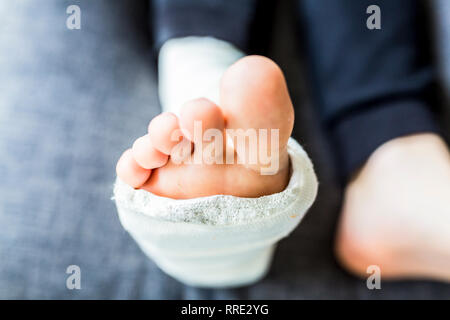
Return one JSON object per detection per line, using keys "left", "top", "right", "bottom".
{"left": 114, "top": 138, "right": 318, "bottom": 288}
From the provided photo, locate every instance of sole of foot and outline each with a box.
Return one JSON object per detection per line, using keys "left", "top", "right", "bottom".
{"left": 116, "top": 55, "right": 294, "bottom": 199}
{"left": 335, "top": 133, "right": 450, "bottom": 282}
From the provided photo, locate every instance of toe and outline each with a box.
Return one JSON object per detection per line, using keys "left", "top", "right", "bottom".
{"left": 220, "top": 55, "right": 294, "bottom": 144}
{"left": 148, "top": 112, "right": 181, "bottom": 155}
{"left": 132, "top": 134, "right": 168, "bottom": 169}
{"left": 179, "top": 98, "right": 225, "bottom": 143}
{"left": 219, "top": 56, "right": 293, "bottom": 174}
{"left": 116, "top": 149, "right": 152, "bottom": 188}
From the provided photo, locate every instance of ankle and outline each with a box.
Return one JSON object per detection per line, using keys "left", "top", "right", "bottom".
{"left": 351, "top": 133, "right": 450, "bottom": 184}
{"left": 367, "top": 133, "right": 448, "bottom": 169}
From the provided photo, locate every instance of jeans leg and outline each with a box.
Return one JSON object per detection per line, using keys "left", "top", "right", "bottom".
{"left": 0, "top": 0, "right": 182, "bottom": 299}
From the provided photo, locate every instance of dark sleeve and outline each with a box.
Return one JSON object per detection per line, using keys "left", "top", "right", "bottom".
{"left": 150, "top": 0, "right": 262, "bottom": 53}
{"left": 298, "top": 0, "right": 440, "bottom": 180}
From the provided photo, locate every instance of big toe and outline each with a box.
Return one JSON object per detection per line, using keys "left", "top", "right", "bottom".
{"left": 220, "top": 55, "right": 293, "bottom": 173}
{"left": 220, "top": 55, "right": 294, "bottom": 144}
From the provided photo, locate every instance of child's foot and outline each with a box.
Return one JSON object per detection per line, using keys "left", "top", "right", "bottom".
{"left": 116, "top": 56, "right": 294, "bottom": 199}
{"left": 336, "top": 133, "right": 450, "bottom": 282}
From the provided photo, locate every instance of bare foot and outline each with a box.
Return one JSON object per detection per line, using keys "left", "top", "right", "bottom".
{"left": 336, "top": 133, "right": 450, "bottom": 282}
{"left": 116, "top": 56, "right": 294, "bottom": 199}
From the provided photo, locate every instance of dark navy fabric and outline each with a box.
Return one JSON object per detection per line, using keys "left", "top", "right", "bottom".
{"left": 154, "top": 0, "right": 443, "bottom": 180}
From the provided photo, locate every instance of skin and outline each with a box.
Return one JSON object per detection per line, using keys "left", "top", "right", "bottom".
{"left": 117, "top": 55, "right": 450, "bottom": 282}
{"left": 335, "top": 133, "right": 450, "bottom": 282}
{"left": 116, "top": 56, "right": 293, "bottom": 199}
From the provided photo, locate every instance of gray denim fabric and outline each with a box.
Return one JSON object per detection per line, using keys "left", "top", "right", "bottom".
{"left": 0, "top": 0, "right": 449, "bottom": 299}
